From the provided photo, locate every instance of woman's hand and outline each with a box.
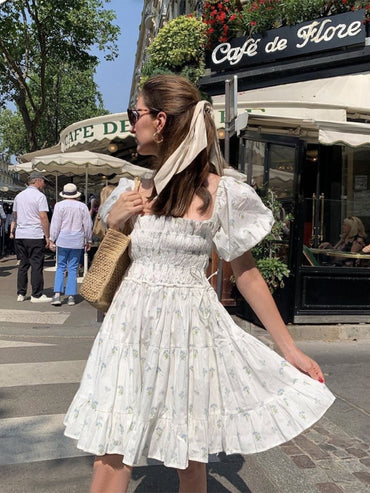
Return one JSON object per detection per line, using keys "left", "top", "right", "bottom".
{"left": 284, "top": 346, "right": 325, "bottom": 383}
{"left": 106, "top": 190, "right": 144, "bottom": 231}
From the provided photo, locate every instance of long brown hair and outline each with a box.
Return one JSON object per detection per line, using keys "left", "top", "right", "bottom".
{"left": 141, "top": 75, "right": 221, "bottom": 217}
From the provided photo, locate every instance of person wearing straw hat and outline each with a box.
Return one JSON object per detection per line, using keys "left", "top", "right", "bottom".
{"left": 64, "top": 75, "right": 335, "bottom": 493}
{"left": 49, "top": 183, "right": 92, "bottom": 306}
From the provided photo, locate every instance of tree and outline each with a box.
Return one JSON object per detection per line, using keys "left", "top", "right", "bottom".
{"left": 0, "top": 65, "right": 108, "bottom": 157}
{"left": 0, "top": 0, "right": 120, "bottom": 152}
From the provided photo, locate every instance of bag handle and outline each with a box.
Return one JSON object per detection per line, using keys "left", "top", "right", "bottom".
{"left": 121, "top": 177, "right": 141, "bottom": 235}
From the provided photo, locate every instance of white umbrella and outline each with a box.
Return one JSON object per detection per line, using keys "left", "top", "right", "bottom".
{"left": 31, "top": 151, "right": 143, "bottom": 202}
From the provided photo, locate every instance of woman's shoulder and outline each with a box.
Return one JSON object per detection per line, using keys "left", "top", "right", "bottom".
{"left": 207, "top": 172, "right": 221, "bottom": 193}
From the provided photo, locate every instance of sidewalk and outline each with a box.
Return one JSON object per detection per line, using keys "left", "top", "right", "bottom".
{"left": 0, "top": 253, "right": 369, "bottom": 492}
{"left": 0, "top": 253, "right": 100, "bottom": 337}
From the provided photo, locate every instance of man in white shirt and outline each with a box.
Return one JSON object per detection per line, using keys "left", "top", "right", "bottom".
{"left": 12, "top": 171, "right": 52, "bottom": 302}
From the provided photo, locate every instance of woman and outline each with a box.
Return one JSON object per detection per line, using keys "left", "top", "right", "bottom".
{"left": 319, "top": 216, "right": 367, "bottom": 266}
{"left": 50, "top": 183, "right": 92, "bottom": 306}
{"left": 64, "top": 75, "right": 334, "bottom": 493}
{"left": 320, "top": 216, "right": 366, "bottom": 253}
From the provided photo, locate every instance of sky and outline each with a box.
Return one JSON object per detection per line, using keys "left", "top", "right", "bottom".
{"left": 94, "top": 0, "right": 144, "bottom": 114}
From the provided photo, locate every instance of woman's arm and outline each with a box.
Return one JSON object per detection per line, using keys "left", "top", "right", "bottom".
{"left": 231, "top": 250, "right": 325, "bottom": 382}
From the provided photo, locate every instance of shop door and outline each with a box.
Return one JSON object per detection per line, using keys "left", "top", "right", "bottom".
{"left": 239, "top": 133, "right": 302, "bottom": 256}
{"left": 238, "top": 134, "right": 303, "bottom": 322}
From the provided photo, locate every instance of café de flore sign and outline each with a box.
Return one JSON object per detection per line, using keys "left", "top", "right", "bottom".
{"left": 208, "top": 10, "right": 366, "bottom": 72}
{"left": 60, "top": 113, "right": 131, "bottom": 152}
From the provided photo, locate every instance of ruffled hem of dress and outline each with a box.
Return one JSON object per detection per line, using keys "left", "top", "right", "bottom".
{"left": 64, "top": 385, "right": 335, "bottom": 470}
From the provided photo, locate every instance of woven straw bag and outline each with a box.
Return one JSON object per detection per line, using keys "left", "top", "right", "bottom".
{"left": 80, "top": 178, "right": 140, "bottom": 312}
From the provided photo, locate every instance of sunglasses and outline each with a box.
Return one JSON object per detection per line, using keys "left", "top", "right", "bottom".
{"left": 127, "top": 107, "right": 160, "bottom": 127}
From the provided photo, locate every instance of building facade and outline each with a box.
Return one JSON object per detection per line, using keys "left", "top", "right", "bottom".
{"left": 129, "top": 0, "right": 204, "bottom": 105}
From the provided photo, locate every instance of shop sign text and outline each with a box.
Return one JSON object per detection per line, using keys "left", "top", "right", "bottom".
{"left": 62, "top": 118, "right": 131, "bottom": 150}
{"left": 208, "top": 10, "right": 365, "bottom": 71}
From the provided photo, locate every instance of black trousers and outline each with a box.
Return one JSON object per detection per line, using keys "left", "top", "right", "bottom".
{"left": 16, "top": 238, "right": 45, "bottom": 297}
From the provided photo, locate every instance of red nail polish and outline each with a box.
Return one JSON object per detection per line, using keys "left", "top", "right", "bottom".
{"left": 319, "top": 377, "right": 324, "bottom": 383}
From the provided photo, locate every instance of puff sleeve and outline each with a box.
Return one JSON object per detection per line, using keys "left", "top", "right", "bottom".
{"left": 213, "top": 176, "right": 274, "bottom": 261}
{"left": 99, "top": 177, "right": 134, "bottom": 228}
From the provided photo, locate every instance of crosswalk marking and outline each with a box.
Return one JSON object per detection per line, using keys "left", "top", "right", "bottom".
{"left": 0, "top": 360, "right": 86, "bottom": 387}
{"left": 0, "top": 340, "right": 218, "bottom": 470}
{"left": 0, "top": 414, "right": 90, "bottom": 465}
{"left": 0, "top": 340, "right": 56, "bottom": 348}
{"left": 0, "top": 309, "right": 70, "bottom": 325}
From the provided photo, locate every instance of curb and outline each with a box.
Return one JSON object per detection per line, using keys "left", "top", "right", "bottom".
{"left": 231, "top": 316, "right": 370, "bottom": 342}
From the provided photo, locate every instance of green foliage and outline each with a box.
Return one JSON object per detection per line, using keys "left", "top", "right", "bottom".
{"left": 205, "top": 0, "right": 370, "bottom": 42}
{"left": 252, "top": 190, "right": 292, "bottom": 292}
{"left": 256, "top": 257, "right": 290, "bottom": 292}
{"left": 141, "top": 16, "right": 208, "bottom": 85}
{"left": 0, "top": 66, "right": 108, "bottom": 158}
{"left": 0, "top": 0, "right": 120, "bottom": 151}
{"left": 0, "top": 109, "right": 29, "bottom": 158}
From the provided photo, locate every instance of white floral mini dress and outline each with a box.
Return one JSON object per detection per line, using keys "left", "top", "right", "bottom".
{"left": 64, "top": 176, "right": 335, "bottom": 469}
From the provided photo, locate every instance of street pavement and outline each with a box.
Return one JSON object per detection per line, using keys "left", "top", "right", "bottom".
{"left": 0, "top": 253, "right": 369, "bottom": 493}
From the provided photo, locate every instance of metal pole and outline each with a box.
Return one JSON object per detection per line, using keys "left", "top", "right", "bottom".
{"left": 216, "top": 77, "right": 237, "bottom": 300}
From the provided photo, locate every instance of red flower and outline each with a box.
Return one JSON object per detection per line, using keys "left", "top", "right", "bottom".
{"left": 250, "top": 20, "right": 257, "bottom": 26}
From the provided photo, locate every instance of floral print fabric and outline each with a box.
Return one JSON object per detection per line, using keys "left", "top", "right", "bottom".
{"left": 64, "top": 176, "right": 335, "bottom": 469}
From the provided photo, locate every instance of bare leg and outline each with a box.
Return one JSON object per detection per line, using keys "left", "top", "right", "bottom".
{"left": 177, "top": 461, "right": 207, "bottom": 493}
{"left": 90, "top": 454, "right": 133, "bottom": 493}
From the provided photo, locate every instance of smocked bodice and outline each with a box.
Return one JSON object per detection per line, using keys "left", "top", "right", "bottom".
{"left": 128, "top": 215, "right": 217, "bottom": 286}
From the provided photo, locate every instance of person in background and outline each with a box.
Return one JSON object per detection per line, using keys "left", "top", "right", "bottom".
{"left": 64, "top": 75, "right": 334, "bottom": 493}
{"left": 0, "top": 202, "right": 5, "bottom": 257}
{"left": 49, "top": 183, "right": 92, "bottom": 306}
{"left": 12, "top": 171, "right": 51, "bottom": 302}
{"left": 92, "top": 184, "right": 117, "bottom": 242}
{"left": 88, "top": 193, "right": 100, "bottom": 223}
{"left": 0, "top": 202, "right": 5, "bottom": 224}
{"left": 319, "top": 216, "right": 367, "bottom": 266}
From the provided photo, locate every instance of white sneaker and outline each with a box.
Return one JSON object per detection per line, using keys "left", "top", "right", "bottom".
{"left": 30, "top": 294, "right": 53, "bottom": 303}
{"left": 67, "top": 296, "right": 75, "bottom": 306}
{"left": 51, "top": 295, "right": 62, "bottom": 306}
{"left": 17, "top": 294, "right": 25, "bottom": 302}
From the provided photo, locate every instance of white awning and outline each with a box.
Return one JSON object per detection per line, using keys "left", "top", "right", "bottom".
{"left": 241, "top": 113, "right": 370, "bottom": 147}
{"left": 317, "top": 120, "right": 370, "bottom": 147}
{"left": 59, "top": 112, "right": 133, "bottom": 152}
{"left": 213, "top": 72, "right": 370, "bottom": 116}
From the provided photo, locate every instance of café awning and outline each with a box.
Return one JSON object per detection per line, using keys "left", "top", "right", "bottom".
{"left": 241, "top": 113, "right": 370, "bottom": 148}
{"left": 59, "top": 112, "right": 134, "bottom": 153}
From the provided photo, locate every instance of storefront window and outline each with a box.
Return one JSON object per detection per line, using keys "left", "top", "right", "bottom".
{"left": 269, "top": 145, "right": 295, "bottom": 199}
{"left": 242, "top": 141, "right": 295, "bottom": 198}
{"left": 302, "top": 201, "right": 370, "bottom": 268}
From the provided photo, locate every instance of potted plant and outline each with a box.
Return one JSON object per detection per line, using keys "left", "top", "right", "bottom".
{"left": 232, "top": 189, "right": 293, "bottom": 324}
